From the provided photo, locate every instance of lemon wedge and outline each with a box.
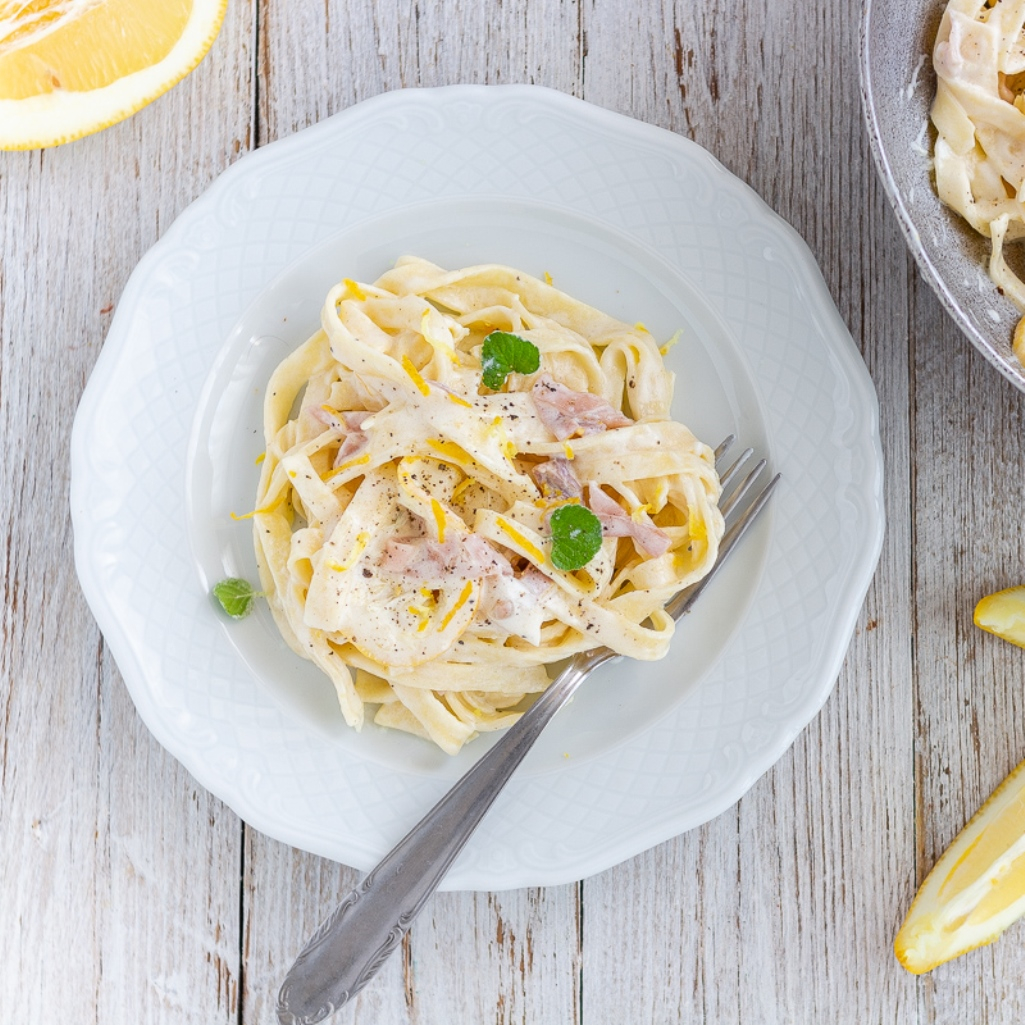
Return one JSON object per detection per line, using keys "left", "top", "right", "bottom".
{"left": 895, "top": 757, "right": 1025, "bottom": 973}
{"left": 974, "top": 586, "right": 1025, "bottom": 648}
{"left": 0, "top": 0, "right": 228, "bottom": 150}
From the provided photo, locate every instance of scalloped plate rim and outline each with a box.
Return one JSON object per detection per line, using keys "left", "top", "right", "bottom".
{"left": 71, "top": 84, "right": 884, "bottom": 890}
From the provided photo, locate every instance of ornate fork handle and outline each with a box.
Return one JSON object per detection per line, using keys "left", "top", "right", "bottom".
{"left": 277, "top": 644, "right": 617, "bottom": 1024}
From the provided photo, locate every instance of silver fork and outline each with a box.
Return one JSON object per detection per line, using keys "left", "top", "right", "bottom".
{"left": 277, "top": 437, "right": 780, "bottom": 1025}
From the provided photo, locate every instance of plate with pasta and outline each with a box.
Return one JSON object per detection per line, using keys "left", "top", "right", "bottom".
{"left": 72, "top": 85, "right": 883, "bottom": 888}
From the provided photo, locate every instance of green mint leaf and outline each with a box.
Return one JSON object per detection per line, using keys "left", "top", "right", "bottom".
{"left": 212, "top": 577, "right": 258, "bottom": 619}
{"left": 549, "top": 505, "right": 603, "bottom": 571}
{"left": 481, "top": 331, "right": 540, "bottom": 390}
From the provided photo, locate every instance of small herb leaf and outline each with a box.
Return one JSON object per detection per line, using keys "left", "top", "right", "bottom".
{"left": 481, "top": 331, "right": 541, "bottom": 390}
{"left": 213, "top": 577, "right": 258, "bottom": 619}
{"left": 549, "top": 505, "right": 603, "bottom": 571}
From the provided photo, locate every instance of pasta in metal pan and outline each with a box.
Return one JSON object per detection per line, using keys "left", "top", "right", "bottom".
{"left": 932, "top": 0, "right": 1025, "bottom": 363}
{"left": 252, "top": 257, "right": 723, "bottom": 753}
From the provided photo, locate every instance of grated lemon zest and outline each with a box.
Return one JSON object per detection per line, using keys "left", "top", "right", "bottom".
{"left": 488, "top": 416, "right": 517, "bottom": 460}
{"left": 659, "top": 329, "right": 683, "bottom": 356}
{"left": 450, "top": 477, "right": 474, "bottom": 501}
{"left": 407, "top": 604, "right": 431, "bottom": 632}
{"left": 652, "top": 479, "right": 670, "bottom": 512}
{"left": 427, "top": 439, "right": 478, "bottom": 471}
{"left": 231, "top": 491, "right": 285, "bottom": 521}
{"left": 440, "top": 580, "right": 474, "bottom": 630}
{"left": 329, "top": 531, "right": 371, "bottom": 572}
{"left": 688, "top": 507, "right": 708, "bottom": 542}
{"left": 534, "top": 496, "right": 580, "bottom": 511}
{"left": 401, "top": 354, "right": 431, "bottom": 396}
{"left": 631, "top": 503, "right": 654, "bottom": 523}
{"left": 343, "top": 278, "right": 366, "bottom": 301}
{"left": 430, "top": 498, "right": 447, "bottom": 543}
{"left": 420, "top": 309, "right": 461, "bottom": 366}
{"left": 496, "top": 517, "right": 545, "bottom": 563}
{"left": 254, "top": 452, "right": 265, "bottom": 466}
{"left": 562, "top": 441, "right": 575, "bottom": 460}
{"left": 322, "top": 453, "right": 371, "bottom": 482}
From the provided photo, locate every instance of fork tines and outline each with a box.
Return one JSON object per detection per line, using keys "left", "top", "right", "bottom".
{"left": 668, "top": 433, "right": 780, "bottom": 621}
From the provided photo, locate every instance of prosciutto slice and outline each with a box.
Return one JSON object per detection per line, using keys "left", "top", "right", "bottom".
{"left": 530, "top": 455, "right": 582, "bottom": 498}
{"left": 478, "top": 565, "right": 553, "bottom": 646}
{"left": 530, "top": 374, "right": 632, "bottom": 440}
{"left": 379, "top": 531, "right": 554, "bottom": 645}
{"left": 587, "top": 484, "right": 671, "bottom": 558}
{"left": 310, "top": 407, "right": 371, "bottom": 466}
{"left": 379, "top": 534, "right": 511, "bottom": 585}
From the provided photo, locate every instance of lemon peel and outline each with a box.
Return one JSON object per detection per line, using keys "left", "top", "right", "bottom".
{"left": 974, "top": 586, "right": 1025, "bottom": 649}
{"left": 895, "top": 757, "right": 1025, "bottom": 973}
{"left": 0, "top": 0, "right": 228, "bottom": 150}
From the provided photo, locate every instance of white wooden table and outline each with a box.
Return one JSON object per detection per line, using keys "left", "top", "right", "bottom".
{"left": 4, "top": 1, "right": 1025, "bottom": 1021}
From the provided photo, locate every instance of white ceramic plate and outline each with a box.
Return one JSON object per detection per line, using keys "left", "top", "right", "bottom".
{"left": 71, "top": 85, "right": 884, "bottom": 890}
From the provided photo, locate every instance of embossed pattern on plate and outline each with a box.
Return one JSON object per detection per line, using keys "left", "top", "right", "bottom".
{"left": 71, "top": 85, "right": 884, "bottom": 889}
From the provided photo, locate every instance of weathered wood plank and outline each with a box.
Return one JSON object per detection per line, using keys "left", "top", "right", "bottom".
{"left": 910, "top": 260, "right": 1025, "bottom": 1023}
{"left": 579, "top": 0, "right": 916, "bottom": 1022}
{"left": 242, "top": 837, "right": 581, "bottom": 1024}
{"left": 256, "top": 0, "right": 584, "bottom": 140}
{"left": 240, "top": 847, "right": 411, "bottom": 1023}
{"left": 0, "top": 4, "right": 255, "bottom": 1020}
{"left": 409, "top": 886, "right": 580, "bottom": 1024}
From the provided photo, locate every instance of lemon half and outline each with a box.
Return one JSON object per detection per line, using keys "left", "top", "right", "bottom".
{"left": 0, "top": 0, "right": 228, "bottom": 150}
{"left": 895, "top": 757, "right": 1025, "bottom": 973}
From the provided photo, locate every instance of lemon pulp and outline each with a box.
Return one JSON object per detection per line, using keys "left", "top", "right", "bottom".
{"left": 896, "top": 758, "right": 1025, "bottom": 973}
{"left": 0, "top": 0, "right": 226, "bottom": 149}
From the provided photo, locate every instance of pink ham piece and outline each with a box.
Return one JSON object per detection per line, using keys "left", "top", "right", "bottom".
{"left": 586, "top": 484, "right": 671, "bottom": 558}
{"left": 531, "top": 374, "right": 632, "bottom": 440}
{"left": 380, "top": 533, "right": 552, "bottom": 644}
{"left": 518, "top": 565, "right": 555, "bottom": 599}
{"left": 310, "top": 407, "right": 370, "bottom": 434}
{"left": 333, "top": 431, "right": 369, "bottom": 466}
{"left": 310, "top": 407, "right": 371, "bottom": 467}
{"left": 429, "top": 379, "right": 475, "bottom": 404}
{"left": 481, "top": 564, "right": 553, "bottom": 619}
{"left": 379, "top": 533, "right": 512, "bottom": 586}
{"left": 478, "top": 565, "right": 552, "bottom": 645}
{"left": 530, "top": 455, "right": 582, "bottom": 498}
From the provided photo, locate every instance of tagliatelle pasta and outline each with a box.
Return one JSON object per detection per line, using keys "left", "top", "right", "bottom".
{"left": 252, "top": 257, "right": 723, "bottom": 754}
{"left": 932, "top": 0, "right": 1025, "bottom": 363}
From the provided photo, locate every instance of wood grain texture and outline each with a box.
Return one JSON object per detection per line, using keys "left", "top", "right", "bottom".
{"left": 578, "top": 1, "right": 916, "bottom": 1023}
{"left": 0, "top": 2, "right": 255, "bottom": 1021}
{"left": 3, "top": 0, "right": 1024, "bottom": 1020}
{"left": 911, "top": 268, "right": 1025, "bottom": 1023}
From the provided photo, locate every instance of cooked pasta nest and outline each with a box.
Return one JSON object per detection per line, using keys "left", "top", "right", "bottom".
{"left": 252, "top": 257, "right": 723, "bottom": 753}
{"left": 932, "top": 0, "right": 1025, "bottom": 364}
